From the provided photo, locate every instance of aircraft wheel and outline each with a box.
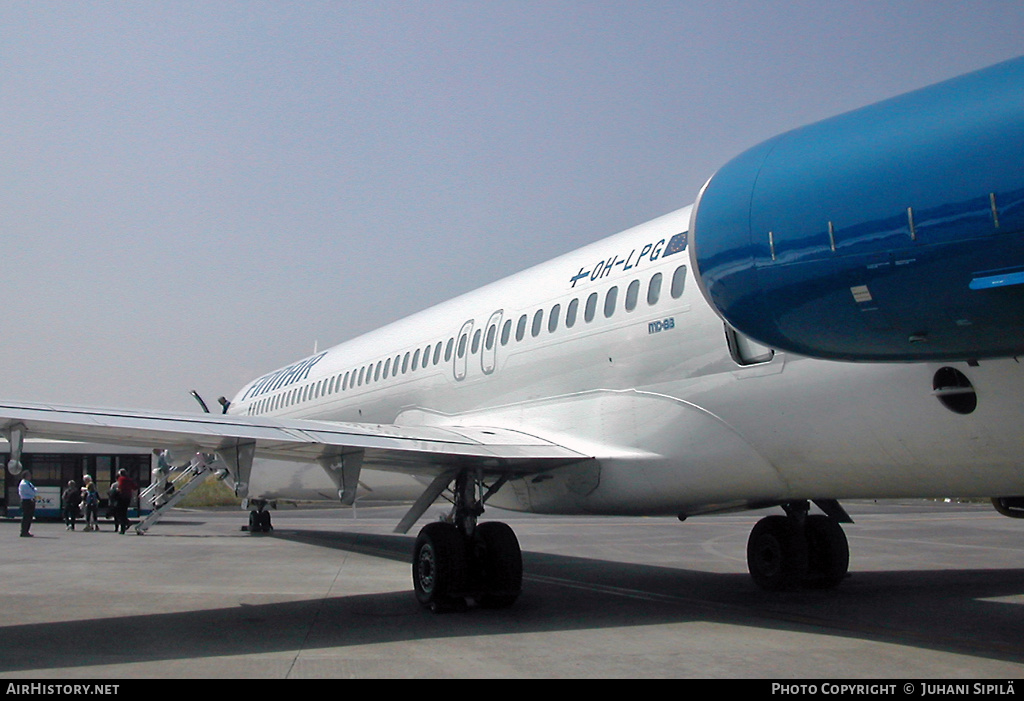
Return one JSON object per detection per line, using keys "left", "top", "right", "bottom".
{"left": 473, "top": 522, "right": 522, "bottom": 608}
{"left": 413, "top": 522, "right": 468, "bottom": 610}
{"left": 258, "top": 510, "right": 273, "bottom": 533}
{"left": 747, "top": 515, "right": 808, "bottom": 591}
{"left": 247, "top": 510, "right": 273, "bottom": 534}
{"left": 804, "top": 514, "right": 849, "bottom": 588}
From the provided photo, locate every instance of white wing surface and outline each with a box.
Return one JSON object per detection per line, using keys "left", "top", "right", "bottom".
{"left": 0, "top": 400, "right": 589, "bottom": 477}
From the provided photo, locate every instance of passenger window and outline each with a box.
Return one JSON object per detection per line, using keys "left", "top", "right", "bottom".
{"left": 412, "top": 349, "right": 420, "bottom": 371}
{"left": 383, "top": 358, "right": 391, "bottom": 379}
{"left": 457, "top": 334, "right": 467, "bottom": 359}
{"left": 424, "top": 344, "right": 432, "bottom": 366}
{"left": 585, "top": 292, "right": 598, "bottom": 322}
{"left": 501, "top": 319, "right": 512, "bottom": 345}
{"left": 433, "top": 343, "right": 443, "bottom": 365}
{"left": 532, "top": 309, "right": 544, "bottom": 337}
{"left": 548, "top": 304, "right": 560, "bottom": 333}
{"left": 648, "top": 273, "right": 662, "bottom": 305}
{"left": 445, "top": 338, "right": 454, "bottom": 362}
{"left": 516, "top": 314, "right": 527, "bottom": 341}
{"left": 357, "top": 367, "right": 365, "bottom": 386}
{"left": 472, "top": 329, "right": 481, "bottom": 354}
{"left": 604, "top": 286, "right": 618, "bottom": 318}
{"left": 671, "top": 265, "right": 687, "bottom": 299}
{"left": 374, "top": 361, "right": 382, "bottom": 382}
{"left": 625, "top": 279, "right": 640, "bottom": 311}
{"left": 566, "top": 298, "right": 578, "bottom": 328}
{"left": 486, "top": 324, "right": 497, "bottom": 350}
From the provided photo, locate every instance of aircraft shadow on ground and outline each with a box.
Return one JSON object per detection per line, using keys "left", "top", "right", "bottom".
{"left": 2, "top": 528, "right": 1023, "bottom": 672}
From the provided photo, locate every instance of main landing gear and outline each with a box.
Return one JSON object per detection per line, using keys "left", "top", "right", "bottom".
{"left": 244, "top": 500, "right": 273, "bottom": 534}
{"left": 412, "top": 472, "right": 522, "bottom": 611}
{"left": 746, "top": 501, "right": 850, "bottom": 591}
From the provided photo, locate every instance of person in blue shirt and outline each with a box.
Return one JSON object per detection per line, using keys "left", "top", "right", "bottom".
{"left": 81, "top": 475, "right": 100, "bottom": 531}
{"left": 18, "top": 471, "right": 37, "bottom": 538}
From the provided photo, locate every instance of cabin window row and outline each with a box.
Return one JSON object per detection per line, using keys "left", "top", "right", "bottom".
{"left": 248, "top": 335, "right": 458, "bottom": 414}
{"left": 502, "top": 264, "right": 686, "bottom": 345}
{"left": 247, "top": 265, "right": 687, "bottom": 415}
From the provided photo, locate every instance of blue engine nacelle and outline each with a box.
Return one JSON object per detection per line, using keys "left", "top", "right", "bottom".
{"left": 690, "top": 57, "right": 1024, "bottom": 362}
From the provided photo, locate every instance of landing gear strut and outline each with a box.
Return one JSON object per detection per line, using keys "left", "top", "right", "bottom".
{"left": 746, "top": 501, "right": 849, "bottom": 591}
{"left": 412, "top": 472, "right": 522, "bottom": 611}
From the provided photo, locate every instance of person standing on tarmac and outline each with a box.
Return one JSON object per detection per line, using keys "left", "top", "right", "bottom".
{"left": 62, "top": 480, "right": 80, "bottom": 530}
{"left": 81, "top": 475, "right": 100, "bottom": 531}
{"left": 18, "top": 471, "right": 37, "bottom": 538}
{"left": 114, "top": 469, "right": 137, "bottom": 535}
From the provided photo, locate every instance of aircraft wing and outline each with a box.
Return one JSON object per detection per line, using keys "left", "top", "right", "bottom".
{"left": 0, "top": 399, "right": 589, "bottom": 477}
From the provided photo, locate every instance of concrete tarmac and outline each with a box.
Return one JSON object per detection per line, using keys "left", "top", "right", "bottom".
{"left": 0, "top": 500, "right": 1022, "bottom": 679}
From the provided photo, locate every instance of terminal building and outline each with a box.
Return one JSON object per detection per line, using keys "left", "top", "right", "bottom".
{"left": 2, "top": 440, "right": 155, "bottom": 519}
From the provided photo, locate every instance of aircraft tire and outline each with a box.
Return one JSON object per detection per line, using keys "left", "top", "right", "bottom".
{"left": 473, "top": 521, "right": 522, "bottom": 608}
{"left": 747, "top": 515, "right": 809, "bottom": 591}
{"left": 258, "top": 510, "right": 273, "bottom": 533}
{"left": 803, "top": 514, "right": 849, "bottom": 589}
{"left": 247, "top": 510, "right": 273, "bottom": 534}
{"left": 413, "top": 522, "right": 468, "bottom": 610}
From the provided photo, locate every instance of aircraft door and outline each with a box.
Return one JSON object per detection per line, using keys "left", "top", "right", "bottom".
{"left": 453, "top": 319, "right": 474, "bottom": 381}
{"left": 481, "top": 310, "right": 503, "bottom": 375}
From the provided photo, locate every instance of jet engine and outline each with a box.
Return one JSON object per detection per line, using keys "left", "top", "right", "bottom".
{"left": 690, "top": 57, "right": 1024, "bottom": 362}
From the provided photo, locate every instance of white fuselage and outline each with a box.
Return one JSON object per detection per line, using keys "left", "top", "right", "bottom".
{"left": 228, "top": 206, "right": 1024, "bottom": 515}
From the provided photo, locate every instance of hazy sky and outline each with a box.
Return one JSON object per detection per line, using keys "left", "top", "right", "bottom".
{"left": 1, "top": 1, "right": 1021, "bottom": 412}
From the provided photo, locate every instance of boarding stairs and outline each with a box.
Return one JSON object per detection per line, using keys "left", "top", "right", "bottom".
{"left": 135, "top": 455, "right": 227, "bottom": 534}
